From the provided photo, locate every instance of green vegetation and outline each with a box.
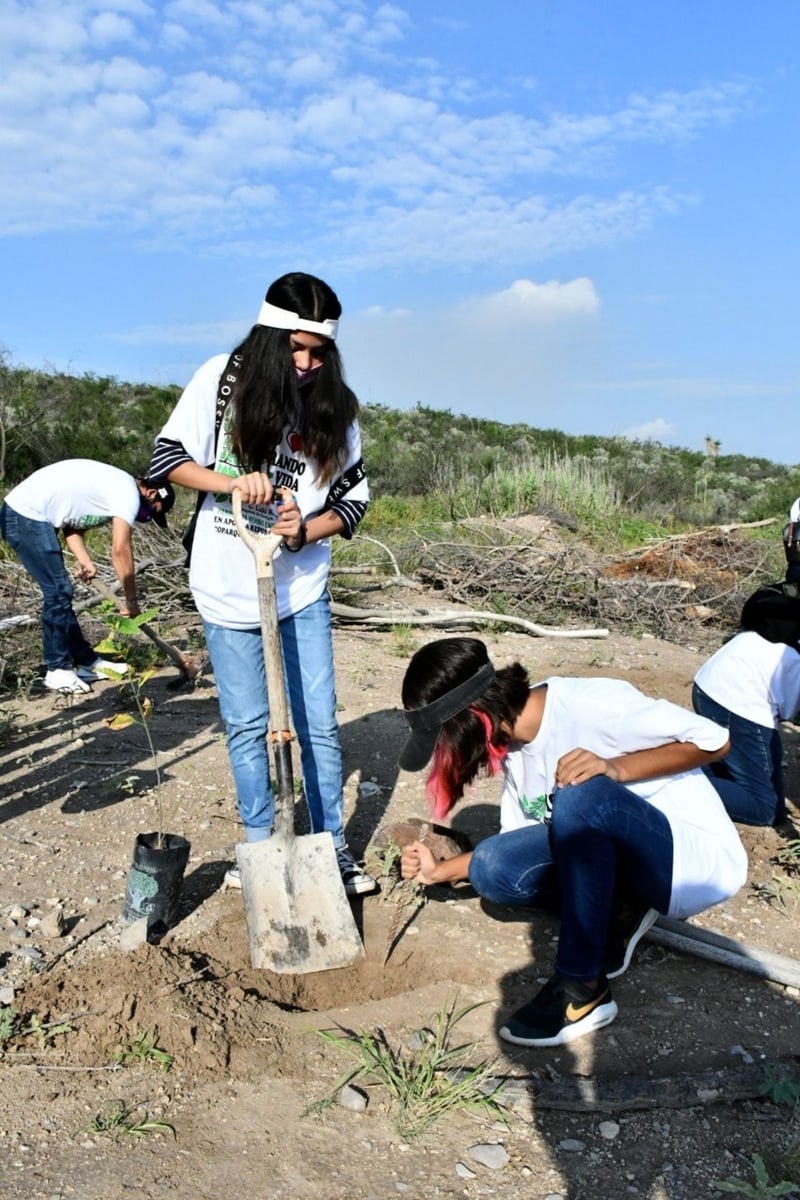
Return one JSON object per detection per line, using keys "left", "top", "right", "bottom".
{"left": 81, "top": 1100, "right": 176, "bottom": 1140}
{"left": 715, "top": 1151, "right": 799, "bottom": 1196}
{"left": 0, "top": 349, "right": 180, "bottom": 481}
{"left": 111, "top": 1027, "right": 174, "bottom": 1072}
{"left": 306, "top": 998, "right": 509, "bottom": 1139}
{"left": 94, "top": 609, "right": 168, "bottom": 842}
{"left": 2, "top": 356, "right": 798, "bottom": 542}
{"left": 358, "top": 401, "right": 800, "bottom": 532}
{"left": 0, "top": 1004, "right": 74, "bottom": 1050}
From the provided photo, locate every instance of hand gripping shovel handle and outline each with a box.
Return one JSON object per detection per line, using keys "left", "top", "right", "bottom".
{"left": 231, "top": 492, "right": 294, "bottom": 840}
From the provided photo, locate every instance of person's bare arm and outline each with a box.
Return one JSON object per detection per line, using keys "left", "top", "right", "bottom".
{"left": 555, "top": 739, "right": 731, "bottom": 788}
{"left": 167, "top": 462, "right": 275, "bottom": 505}
{"left": 110, "top": 518, "right": 140, "bottom": 617}
{"left": 63, "top": 530, "right": 95, "bottom": 582}
{"left": 400, "top": 840, "right": 473, "bottom": 886}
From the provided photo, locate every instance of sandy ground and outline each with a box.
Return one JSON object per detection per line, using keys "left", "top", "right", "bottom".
{"left": 1, "top": 614, "right": 799, "bottom": 1200}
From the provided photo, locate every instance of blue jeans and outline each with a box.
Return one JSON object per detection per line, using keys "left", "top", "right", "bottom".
{"left": 203, "top": 596, "right": 345, "bottom": 846}
{"left": 469, "top": 776, "right": 673, "bottom": 982}
{"left": 692, "top": 683, "right": 784, "bottom": 826}
{"left": 0, "top": 502, "right": 96, "bottom": 670}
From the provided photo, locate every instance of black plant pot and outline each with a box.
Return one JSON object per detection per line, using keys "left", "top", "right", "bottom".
{"left": 122, "top": 832, "right": 191, "bottom": 930}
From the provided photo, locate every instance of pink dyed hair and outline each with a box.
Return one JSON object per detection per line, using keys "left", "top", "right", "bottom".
{"left": 425, "top": 705, "right": 508, "bottom": 820}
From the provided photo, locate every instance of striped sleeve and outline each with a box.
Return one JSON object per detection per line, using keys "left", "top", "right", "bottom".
{"left": 322, "top": 457, "right": 369, "bottom": 539}
{"left": 148, "top": 438, "right": 196, "bottom": 480}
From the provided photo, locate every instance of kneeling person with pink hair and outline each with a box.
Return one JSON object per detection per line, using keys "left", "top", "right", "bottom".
{"left": 398, "top": 638, "right": 747, "bottom": 1048}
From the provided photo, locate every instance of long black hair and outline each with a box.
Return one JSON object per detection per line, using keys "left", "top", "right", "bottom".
{"left": 402, "top": 638, "right": 531, "bottom": 817}
{"left": 229, "top": 272, "right": 359, "bottom": 483}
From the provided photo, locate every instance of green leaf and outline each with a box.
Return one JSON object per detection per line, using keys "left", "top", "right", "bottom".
{"left": 93, "top": 637, "right": 119, "bottom": 654}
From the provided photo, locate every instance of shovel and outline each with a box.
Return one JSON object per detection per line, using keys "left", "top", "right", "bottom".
{"left": 231, "top": 492, "right": 364, "bottom": 974}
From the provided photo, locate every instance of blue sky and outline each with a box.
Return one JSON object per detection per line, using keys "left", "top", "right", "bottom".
{"left": 2, "top": 0, "right": 799, "bottom": 462}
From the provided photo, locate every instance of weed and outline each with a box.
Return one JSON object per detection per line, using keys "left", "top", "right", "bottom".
{"left": 0, "top": 704, "right": 22, "bottom": 746}
{"left": 305, "top": 998, "right": 509, "bottom": 1140}
{"left": 762, "top": 1068, "right": 800, "bottom": 1108}
{"left": 0, "top": 1005, "right": 19, "bottom": 1046}
{"left": 365, "top": 836, "right": 403, "bottom": 880}
{"left": 25, "top": 1013, "right": 74, "bottom": 1048}
{"left": 118, "top": 774, "right": 141, "bottom": 796}
{"left": 775, "top": 841, "right": 800, "bottom": 875}
{"left": 111, "top": 1027, "right": 174, "bottom": 1072}
{"left": 715, "top": 1152, "right": 799, "bottom": 1195}
{"left": 751, "top": 875, "right": 800, "bottom": 916}
{"left": 390, "top": 623, "right": 416, "bottom": 658}
{"left": 0, "top": 1006, "right": 74, "bottom": 1050}
{"left": 81, "top": 1100, "right": 176, "bottom": 1140}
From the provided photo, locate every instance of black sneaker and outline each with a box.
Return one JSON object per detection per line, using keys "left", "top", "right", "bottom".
{"left": 336, "top": 846, "right": 378, "bottom": 897}
{"left": 499, "top": 974, "right": 618, "bottom": 1048}
{"left": 603, "top": 904, "right": 659, "bottom": 980}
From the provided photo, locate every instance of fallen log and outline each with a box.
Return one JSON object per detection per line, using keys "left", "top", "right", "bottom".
{"left": 648, "top": 917, "right": 800, "bottom": 988}
{"left": 330, "top": 602, "right": 609, "bottom": 640}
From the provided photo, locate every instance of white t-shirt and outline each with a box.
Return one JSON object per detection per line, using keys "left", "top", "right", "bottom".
{"left": 158, "top": 354, "right": 369, "bottom": 627}
{"left": 500, "top": 677, "right": 747, "bottom": 920}
{"left": 694, "top": 630, "right": 800, "bottom": 728}
{"left": 5, "top": 459, "right": 140, "bottom": 529}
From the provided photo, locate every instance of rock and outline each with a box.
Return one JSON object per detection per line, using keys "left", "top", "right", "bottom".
{"left": 369, "top": 818, "right": 472, "bottom": 868}
{"left": 338, "top": 1084, "right": 368, "bottom": 1112}
{"left": 17, "top": 946, "right": 43, "bottom": 963}
{"left": 40, "top": 905, "right": 66, "bottom": 939}
{"left": 599, "top": 1121, "right": 620, "bottom": 1140}
{"left": 357, "top": 781, "right": 382, "bottom": 798}
{"left": 0, "top": 986, "right": 15, "bottom": 1005}
{"left": 467, "top": 1143, "right": 510, "bottom": 1169}
{"left": 455, "top": 1162, "right": 477, "bottom": 1179}
{"left": 558, "top": 1138, "right": 586, "bottom": 1152}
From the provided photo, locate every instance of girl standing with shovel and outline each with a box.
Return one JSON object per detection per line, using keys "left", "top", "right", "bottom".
{"left": 149, "top": 272, "right": 376, "bottom": 896}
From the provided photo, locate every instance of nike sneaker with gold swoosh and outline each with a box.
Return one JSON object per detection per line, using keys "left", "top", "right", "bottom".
{"left": 499, "top": 974, "right": 618, "bottom": 1047}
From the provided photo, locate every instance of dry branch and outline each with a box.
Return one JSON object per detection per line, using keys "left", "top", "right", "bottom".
{"left": 331, "top": 601, "right": 608, "bottom": 639}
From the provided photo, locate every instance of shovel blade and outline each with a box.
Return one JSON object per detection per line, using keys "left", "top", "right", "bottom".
{"left": 236, "top": 834, "right": 365, "bottom": 974}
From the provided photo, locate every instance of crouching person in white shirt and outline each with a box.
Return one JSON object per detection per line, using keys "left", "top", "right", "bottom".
{"left": 397, "top": 637, "right": 747, "bottom": 1049}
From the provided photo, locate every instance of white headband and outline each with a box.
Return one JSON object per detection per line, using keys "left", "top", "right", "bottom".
{"left": 256, "top": 300, "right": 338, "bottom": 341}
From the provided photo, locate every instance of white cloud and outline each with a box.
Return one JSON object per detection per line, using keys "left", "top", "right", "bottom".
{"left": 89, "top": 12, "right": 136, "bottom": 45}
{"left": 621, "top": 417, "right": 676, "bottom": 442}
{"left": 0, "top": 0, "right": 755, "bottom": 272}
{"left": 463, "top": 278, "right": 600, "bottom": 324}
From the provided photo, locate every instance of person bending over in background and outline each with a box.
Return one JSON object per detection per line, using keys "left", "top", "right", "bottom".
{"left": 0, "top": 458, "right": 174, "bottom": 695}
{"left": 398, "top": 637, "right": 747, "bottom": 1048}
{"left": 148, "top": 271, "right": 376, "bottom": 897}
{"left": 692, "top": 628, "right": 800, "bottom": 827}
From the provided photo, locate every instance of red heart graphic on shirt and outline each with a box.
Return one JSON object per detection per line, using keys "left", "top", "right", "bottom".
{"left": 288, "top": 432, "right": 303, "bottom": 452}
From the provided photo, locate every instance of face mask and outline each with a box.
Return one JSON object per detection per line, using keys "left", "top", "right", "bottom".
{"left": 295, "top": 363, "right": 323, "bottom": 386}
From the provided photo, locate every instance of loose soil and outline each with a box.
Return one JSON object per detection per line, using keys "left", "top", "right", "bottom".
{"left": 1, "top": 611, "right": 799, "bottom": 1200}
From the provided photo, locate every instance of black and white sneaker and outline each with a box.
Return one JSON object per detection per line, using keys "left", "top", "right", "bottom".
{"left": 336, "top": 846, "right": 378, "bottom": 897}
{"left": 499, "top": 974, "right": 618, "bottom": 1048}
{"left": 603, "top": 904, "right": 659, "bottom": 980}
{"left": 224, "top": 865, "right": 241, "bottom": 889}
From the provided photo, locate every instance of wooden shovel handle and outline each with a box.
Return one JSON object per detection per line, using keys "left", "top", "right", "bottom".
{"left": 231, "top": 491, "right": 295, "bottom": 839}
{"left": 230, "top": 490, "right": 284, "bottom": 576}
